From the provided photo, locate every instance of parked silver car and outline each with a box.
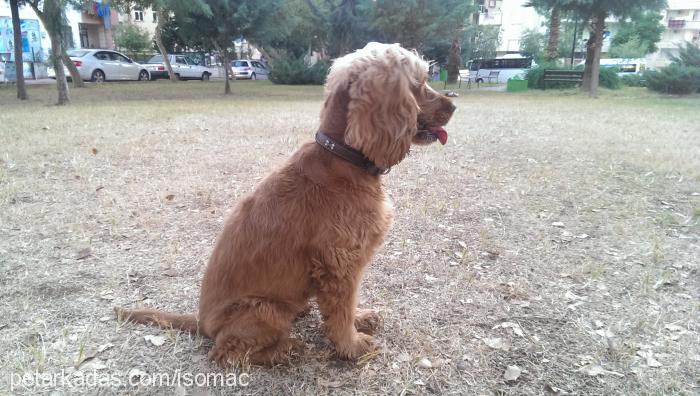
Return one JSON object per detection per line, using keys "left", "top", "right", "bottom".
{"left": 56, "top": 49, "right": 150, "bottom": 82}
{"left": 146, "top": 54, "right": 212, "bottom": 81}
{"left": 230, "top": 59, "right": 269, "bottom": 80}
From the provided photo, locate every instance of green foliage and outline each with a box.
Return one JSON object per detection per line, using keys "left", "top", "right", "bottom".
{"left": 610, "top": 11, "right": 664, "bottom": 57}
{"left": 113, "top": 23, "right": 152, "bottom": 56}
{"left": 259, "top": 0, "right": 327, "bottom": 59}
{"left": 609, "top": 35, "right": 647, "bottom": 59}
{"left": 463, "top": 25, "right": 501, "bottom": 63}
{"left": 645, "top": 64, "right": 700, "bottom": 95}
{"left": 597, "top": 66, "right": 621, "bottom": 89}
{"left": 268, "top": 56, "right": 329, "bottom": 85}
{"left": 621, "top": 73, "right": 646, "bottom": 87}
{"left": 325, "top": 0, "right": 376, "bottom": 57}
{"left": 373, "top": 0, "right": 472, "bottom": 50}
{"left": 645, "top": 43, "right": 700, "bottom": 95}
{"left": 525, "top": 63, "right": 620, "bottom": 89}
{"left": 671, "top": 42, "right": 700, "bottom": 68}
{"left": 520, "top": 28, "right": 546, "bottom": 60}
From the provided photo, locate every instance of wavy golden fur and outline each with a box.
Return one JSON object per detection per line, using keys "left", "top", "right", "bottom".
{"left": 115, "top": 42, "right": 455, "bottom": 366}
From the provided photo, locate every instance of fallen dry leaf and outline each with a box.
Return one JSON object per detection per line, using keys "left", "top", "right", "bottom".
{"left": 417, "top": 357, "right": 433, "bottom": 369}
{"left": 493, "top": 322, "right": 524, "bottom": 337}
{"left": 484, "top": 337, "right": 510, "bottom": 351}
{"left": 75, "top": 248, "right": 92, "bottom": 260}
{"left": 503, "top": 365, "right": 521, "bottom": 381}
{"left": 578, "top": 365, "right": 624, "bottom": 377}
{"left": 144, "top": 335, "right": 166, "bottom": 346}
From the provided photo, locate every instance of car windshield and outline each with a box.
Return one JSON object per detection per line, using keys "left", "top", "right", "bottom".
{"left": 231, "top": 61, "right": 249, "bottom": 67}
{"left": 67, "top": 50, "right": 90, "bottom": 58}
{"left": 146, "top": 55, "right": 164, "bottom": 64}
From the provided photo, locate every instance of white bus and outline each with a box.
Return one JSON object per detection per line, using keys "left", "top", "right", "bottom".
{"left": 575, "top": 58, "right": 647, "bottom": 75}
{"left": 467, "top": 55, "right": 534, "bottom": 84}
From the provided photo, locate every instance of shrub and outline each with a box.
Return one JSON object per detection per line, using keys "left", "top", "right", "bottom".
{"left": 621, "top": 73, "right": 646, "bottom": 87}
{"left": 597, "top": 66, "right": 622, "bottom": 89}
{"left": 269, "top": 56, "right": 330, "bottom": 85}
{"left": 645, "top": 64, "right": 700, "bottom": 94}
{"left": 525, "top": 63, "right": 620, "bottom": 90}
{"left": 113, "top": 23, "right": 151, "bottom": 58}
{"left": 671, "top": 42, "right": 700, "bottom": 68}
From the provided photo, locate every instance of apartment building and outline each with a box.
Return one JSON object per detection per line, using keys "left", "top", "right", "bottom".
{"left": 475, "top": 0, "right": 546, "bottom": 56}
{"left": 648, "top": 0, "right": 700, "bottom": 67}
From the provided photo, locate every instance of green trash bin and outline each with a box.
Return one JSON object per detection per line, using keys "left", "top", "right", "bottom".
{"left": 507, "top": 78, "right": 528, "bottom": 92}
{"left": 439, "top": 69, "right": 448, "bottom": 82}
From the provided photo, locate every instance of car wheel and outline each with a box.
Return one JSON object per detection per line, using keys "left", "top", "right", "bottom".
{"left": 174, "top": 73, "right": 182, "bottom": 81}
{"left": 201, "top": 72, "right": 210, "bottom": 81}
{"left": 251, "top": 73, "right": 256, "bottom": 80}
{"left": 91, "top": 69, "right": 105, "bottom": 83}
{"left": 138, "top": 70, "right": 149, "bottom": 81}
{"left": 476, "top": 78, "right": 484, "bottom": 84}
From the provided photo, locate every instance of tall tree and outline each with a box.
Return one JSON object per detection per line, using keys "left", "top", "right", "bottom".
{"left": 175, "top": 0, "right": 284, "bottom": 94}
{"left": 610, "top": 11, "right": 664, "bottom": 57}
{"left": 526, "top": 0, "right": 569, "bottom": 61}
{"left": 520, "top": 27, "right": 546, "bottom": 60}
{"left": 108, "top": 0, "right": 209, "bottom": 82}
{"left": 9, "top": 0, "right": 28, "bottom": 99}
{"left": 25, "top": 0, "right": 70, "bottom": 104}
{"left": 374, "top": 0, "right": 473, "bottom": 82}
{"left": 569, "top": 0, "right": 666, "bottom": 97}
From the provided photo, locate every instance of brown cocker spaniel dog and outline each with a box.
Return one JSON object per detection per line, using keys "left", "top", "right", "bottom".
{"left": 116, "top": 42, "right": 455, "bottom": 366}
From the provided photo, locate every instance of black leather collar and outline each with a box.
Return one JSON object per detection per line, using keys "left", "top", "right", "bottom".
{"left": 315, "top": 131, "right": 390, "bottom": 176}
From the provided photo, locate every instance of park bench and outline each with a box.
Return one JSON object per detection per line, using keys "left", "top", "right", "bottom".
{"left": 543, "top": 69, "right": 584, "bottom": 89}
{"left": 483, "top": 70, "right": 500, "bottom": 83}
{"left": 458, "top": 69, "right": 479, "bottom": 88}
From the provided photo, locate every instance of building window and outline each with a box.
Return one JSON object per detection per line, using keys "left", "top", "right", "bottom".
{"left": 152, "top": 12, "right": 157, "bottom": 23}
{"left": 134, "top": 10, "right": 144, "bottom": 22}
{"left": 488, "top": 0, "right": 497, "bottom": 7}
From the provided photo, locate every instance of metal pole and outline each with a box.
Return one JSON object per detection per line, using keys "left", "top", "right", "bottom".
{"left": 31, "top": 48, "right": 36, "bottom": 79}
{"left": 570, "top": 17, "right": 578, "bottom": 69}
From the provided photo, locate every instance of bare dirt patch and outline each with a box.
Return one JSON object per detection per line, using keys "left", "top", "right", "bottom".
{"left": 1, "top": 83, "right": 698, "bottom": 395}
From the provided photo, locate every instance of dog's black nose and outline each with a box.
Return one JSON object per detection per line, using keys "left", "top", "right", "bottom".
{"left": 448, "top": 103, "right": 457, "bottom": 113}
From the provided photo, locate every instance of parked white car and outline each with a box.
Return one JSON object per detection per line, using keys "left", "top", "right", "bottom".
{"left": 230, "top": 59, "right": 269, "bottom": 80}
{"left": 57, "top": 49, "right": 150, "bottom": 82}
{"left": 146, "top": 54, "right": 212, "bottom": 81}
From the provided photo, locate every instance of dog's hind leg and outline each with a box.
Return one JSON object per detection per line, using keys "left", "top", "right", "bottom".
{"left": 208, "top": 298, "right": 300, "bottom": 367}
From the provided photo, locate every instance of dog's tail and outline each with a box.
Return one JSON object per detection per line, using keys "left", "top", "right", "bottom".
{"left": 114, "top": 307, "right": 203, "bottom": 335}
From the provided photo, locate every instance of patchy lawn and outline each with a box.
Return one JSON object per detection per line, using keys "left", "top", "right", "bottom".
{"left": 1, "top": 81, "right": 699, "bottom": 395}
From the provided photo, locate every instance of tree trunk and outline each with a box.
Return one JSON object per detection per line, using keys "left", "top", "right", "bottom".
{"left": 49, "top": 25, "right": 70, "bottom": 104}
{"left": 63, "top": 54, "right": 86, "bottom": 87}
{"left": 39, "top": 0, "right": 69, "bottom": 105}
{"left": 213, "top": 40, "right": 233, "bottom": 95}
{"left": 546, "top": 6, "right": 561, "bottom": 61}
{"left": 223, "top": 48, "right": 232, "bottom": 95}
{"left": 154, "top": 8, "right": 177, "bottom": 82}
{"left": 581, "top": 11, "right": 605, "bottom": 97}
{"left": 447, "top": 36, "right": 461, "bottom": 83}
{"left": 10, "top": 0, "right": 28, "bottom": 100}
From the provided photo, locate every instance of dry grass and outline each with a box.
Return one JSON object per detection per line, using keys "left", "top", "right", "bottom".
{"left": 1, "top": 81, "right": 699, "bottom": 395}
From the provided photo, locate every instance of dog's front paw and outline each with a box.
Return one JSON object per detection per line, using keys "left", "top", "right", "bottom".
{"left": 336, "top": 332, "right": 379, "bottom": 360}
{"left": 355, "top": 309, "right": 381, "bottom": 335}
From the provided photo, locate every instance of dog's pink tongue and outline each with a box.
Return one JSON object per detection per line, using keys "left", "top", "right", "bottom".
{"left": 431, "top": 127, "right": 448, "bottom": 145}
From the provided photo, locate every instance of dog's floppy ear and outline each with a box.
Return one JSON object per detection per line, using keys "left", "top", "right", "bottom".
{"left": 343, "top": 47, "right": 419, "bottom": 169}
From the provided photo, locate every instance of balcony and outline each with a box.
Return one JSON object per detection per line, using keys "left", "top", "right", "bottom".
{"left": 668, "top": 19, "right": 686, "bottom": 28}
